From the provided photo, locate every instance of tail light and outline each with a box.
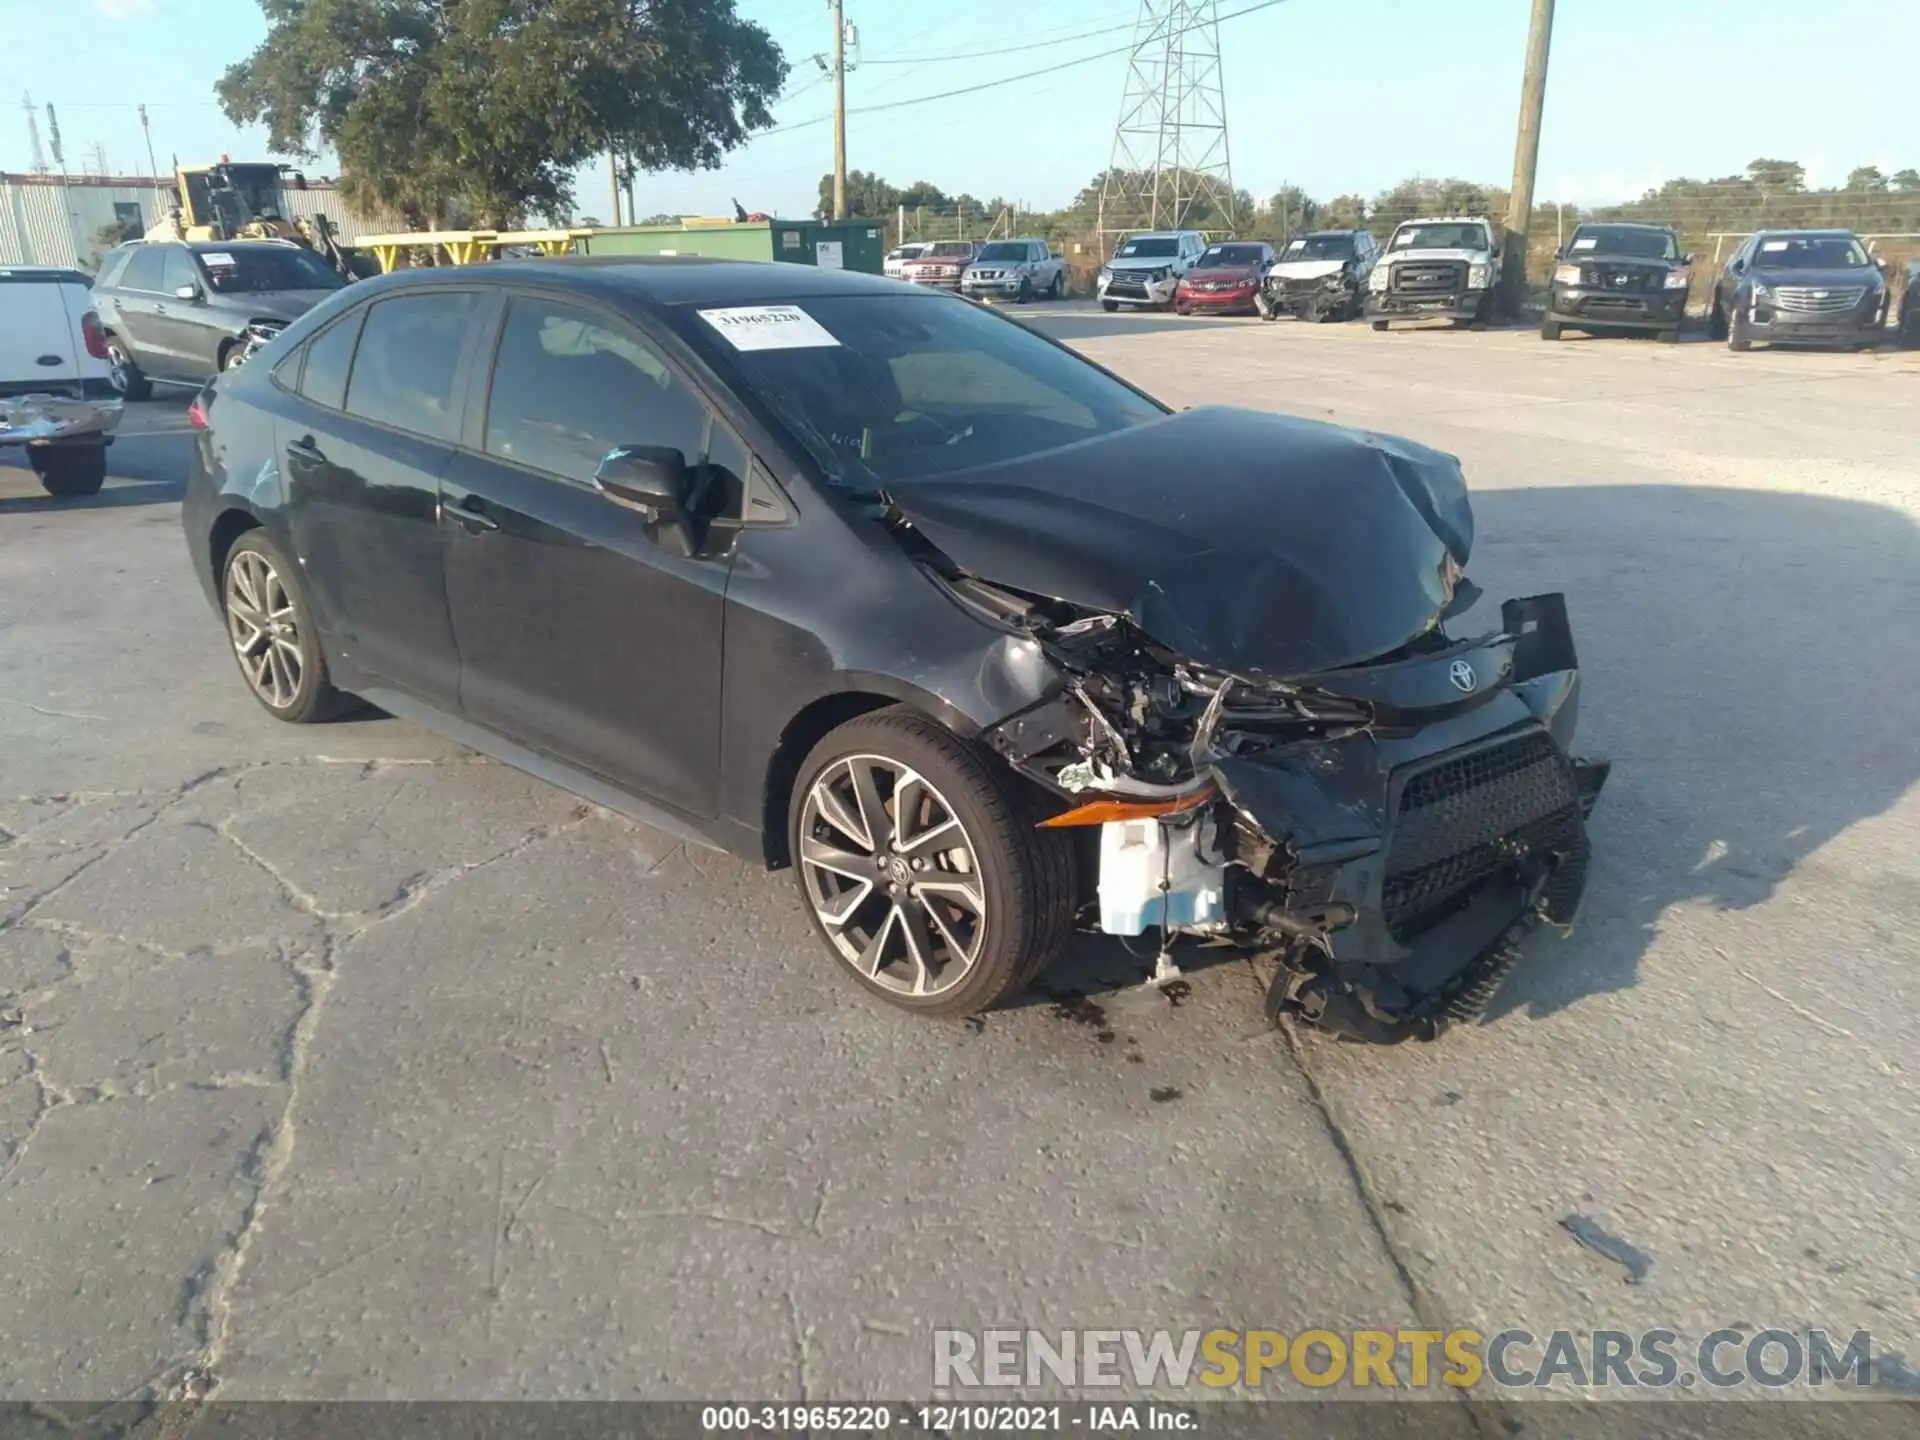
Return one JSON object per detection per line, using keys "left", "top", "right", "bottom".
{"left": 187, "top": 394, "right": 210, "bottom": 431}
{"left": 80, "top": 310, "right": 110, "bottom": 360}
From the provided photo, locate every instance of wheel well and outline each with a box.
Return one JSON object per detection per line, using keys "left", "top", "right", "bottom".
{"left": 207, "top": 508, "right": 261, "bottom": 599}
{"left": 216, "top": 336, "right": 238, "bottom": 368}
{"left": 761, "top": 692, "right": 899, "bottom": 870}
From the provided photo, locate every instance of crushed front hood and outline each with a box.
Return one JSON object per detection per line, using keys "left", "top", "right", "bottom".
{"left": 1268, "top": 259, "right": 1346, "bottom": 281}
{"left": 886, "top": 406, "right": 1474, "bottom": 678}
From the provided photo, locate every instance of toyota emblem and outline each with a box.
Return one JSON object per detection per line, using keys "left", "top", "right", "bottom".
{"left": 1448, "top": 659, "right": 1478, "bottom": 693}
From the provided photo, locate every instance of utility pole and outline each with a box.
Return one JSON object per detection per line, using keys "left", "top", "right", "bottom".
{"left": 1498, "top": 0, "right": 1554, "bottom": 321}
{"left": 138, "top": 103, "right": 159, "bottom": 178}
{"left": 830, "top": 0, "right": 847, "bottom": 220}
{"left": 24, "top": 92, "right": 48, "bottom": 174}
{"left": 608, "top": 146, "right": 622, "bottom": 227}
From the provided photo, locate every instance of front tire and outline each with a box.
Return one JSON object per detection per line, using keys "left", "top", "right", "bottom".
{"left": 789, "top": 707, "right": 1074, "bottom": 1017}
{"left": 1101, "top": 299, "right": 1118, "bottom": 313}
{"left": 1371, "top": 319, "right": 1389, "bottom": 332}
{"left": 1048, "top": 272, "right": 1063, "bottom": 300}
{"left": 1540, "top": 319, "right": 1562, "bottom": 341}
{"left": 1707, "top": 296, "right": 1729, "bottom": 341}
{"left": 30, "top": 444, "right": 106, "bottom": 498}
{"left": 1015, "top": 278, "right": 1032, "bottom": 305}
{"left": 221, "top": 531, "right": 352, "bottom": 724}
{"left": 1728, "top": 305, "right": 1753, "bottom": 352}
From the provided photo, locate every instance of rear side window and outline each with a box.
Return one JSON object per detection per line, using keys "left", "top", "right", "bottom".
{"left": 484, "top": 296, "right": 707, "bottom": 484}
{"left": 120, "top": 247, "right": 165, "bottom": 292}
{"left": 344, "top": 292, "right": 475, "bottom": 443}
{"left": 298, "top": 310, "right": 364, "bottom": 411}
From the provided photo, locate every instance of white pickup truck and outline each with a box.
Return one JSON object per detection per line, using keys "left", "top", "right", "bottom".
{"left": 1, "top": 266, "right": 121, "bottom": 497}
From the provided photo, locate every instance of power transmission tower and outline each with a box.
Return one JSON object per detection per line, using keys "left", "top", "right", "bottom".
{"left": 1098, "top": 0, "right": 1238, "bottom": 243}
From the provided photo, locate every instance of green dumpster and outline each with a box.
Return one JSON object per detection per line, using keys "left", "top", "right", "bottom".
{"left": 578, "top": 218, "right": 885, "bottom": 275}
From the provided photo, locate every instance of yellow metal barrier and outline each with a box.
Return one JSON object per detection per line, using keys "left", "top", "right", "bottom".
{"left": 355, "top": 228, "right": 596, "bottom": 273}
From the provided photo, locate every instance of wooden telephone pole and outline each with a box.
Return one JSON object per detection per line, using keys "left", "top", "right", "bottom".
{"left": 831, "top": 0, "right": 848, "bottom": 220}
{"left": 1499, "top": 0, "right": 1554, "bottom": 321}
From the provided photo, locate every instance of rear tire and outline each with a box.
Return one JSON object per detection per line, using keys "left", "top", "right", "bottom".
{"left": 1657, "top": 326, "right": 1681, "bottom": 345}
{"left": 30, "top": 444, "right": 106, "bottom": 498}
{"left": 105, "top": 338, "right": 152, "bottom": 401}
{"left": 1540, "top": 319, "right": 1562, "bottom": 341}
{"left": 221, "top": 531, "right": 352, "bottom": 724}
{"left": 1048, "top": 271, "right": 1063, "bottom": 300}
{"left": 788, "top": 707, "right": 1075, "bottom": 1018}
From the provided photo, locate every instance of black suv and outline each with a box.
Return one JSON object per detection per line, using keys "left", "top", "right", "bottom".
{"left": 92, "top": 240, "right": 348, "bottom": 399}
{"left": 1541, "top": 222, "right": 1691, "bottom": 343}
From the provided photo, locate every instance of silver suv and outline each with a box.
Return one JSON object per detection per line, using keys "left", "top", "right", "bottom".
{"left": 960, "top": 239, "right": 1065, "bottom": 303}
{"left": 1098, "top": 230, "right": 1207, "bottom": 311}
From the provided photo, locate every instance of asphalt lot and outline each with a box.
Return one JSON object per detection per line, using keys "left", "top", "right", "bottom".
{"left": 2, "top": 309, "right": 1917, "bottom": 1411}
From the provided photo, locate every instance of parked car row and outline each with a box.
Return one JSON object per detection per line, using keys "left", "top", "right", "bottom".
{"left": 882, "top": 238, "right": 1066, "bottom": 303}
{"left": 1085, "top": 216, "right": 1910, "bottom": 353}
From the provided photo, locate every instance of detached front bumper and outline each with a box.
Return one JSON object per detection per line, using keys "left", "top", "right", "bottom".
{"left": 0, "top": 388, "right": 122, "bottom": 447}
{"left": 1367, "top": 288, "right": 1491, "bottom": 322}
{"left": 1548, "top": 284, "right": 1688, "bottom": 329}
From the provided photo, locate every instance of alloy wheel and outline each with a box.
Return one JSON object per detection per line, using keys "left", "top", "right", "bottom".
{"left": 106, "top": 344, "right": 131, "bottom": 395}
{"left": 225, "top": 549, "right": 304, "bottom": 709}
{"left": 798, "top": 754, "right": 987, "bottom": 999}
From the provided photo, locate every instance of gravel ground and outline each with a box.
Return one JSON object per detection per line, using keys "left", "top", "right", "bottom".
{"left": 1, "top": 315, "right": 1916, "bottom": 1418}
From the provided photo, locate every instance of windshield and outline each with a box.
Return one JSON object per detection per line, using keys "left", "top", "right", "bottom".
{"left": 1280, "top": 234, "right": 1355, "bottom": 261}
{"left": 1196, "top": 243, "right": 1265, "bottom": 269}
{"left": 972, "top": 242, "right": 1031, "bottom": 262}
{"left": 199, "top": 246, "right": 346, "bottom": 293}
{"left": 1567, "top": 226, "right": 1678, "bottom": 260}
{"left": 1753, "top": 236, "right": 1871, "bottom": 269}
{"left": 677, "top": 294, "right": 1165, "bottom": 489}
{"left": 887, "top": 246, "right": 926, "bottom": 261}
{"left": 1116, "top": 237, "right": 1179, "bottom": 258}
{"left": 922, "top": 243, "right": 974, "bottom": 259}
{"left": 1390, "top": 223, "right": 1489, "bottom": 252}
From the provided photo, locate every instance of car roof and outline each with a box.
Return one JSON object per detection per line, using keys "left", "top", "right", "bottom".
{"left": 1395, "top": 215, "right": 1493, "bottom": 226}
{"left": 1574, "top": 220, "right": 1675, "bottom": 232}
{"left": 0, "top": 265, "right": 90, "bottom": 284}
{"left": 1124, "top": 231, "right": 1195, "bottom": 240}
{"left": 1292, "top": 230, "right": 1362, "bottom": 239}
{"left": 1753, "top": 228, "right": 1857, "bottom": 239}
{"left": 361, "top": 255, "right": 916, "bottom": 310}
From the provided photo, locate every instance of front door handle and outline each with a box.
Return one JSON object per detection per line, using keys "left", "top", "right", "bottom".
{"left": 286, "top": 435, "right": 323, "bottom": 462}
{"left": 447, "top": 495, "right": 500, "bottom": 532}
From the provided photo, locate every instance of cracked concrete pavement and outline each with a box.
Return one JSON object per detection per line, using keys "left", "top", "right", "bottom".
{"left": 1, "top": 326, "right": 1916, "bottom": 1409}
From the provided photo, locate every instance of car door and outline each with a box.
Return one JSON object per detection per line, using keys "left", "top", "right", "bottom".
{"left": 438, "top": 291, "right": 731, "bottom": 818}
{"left": 154, "top": 247, "right": 217, "bottom": 379}
{"left": 277, "top": 290, "right": 476, "bottom": 705}
{"left": 104, "top": 246, "right": 171, "bottom": 375}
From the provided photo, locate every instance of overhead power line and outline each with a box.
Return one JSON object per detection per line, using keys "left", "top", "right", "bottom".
{"left": 761, "top": 0, "right": 1289, "bottom": 138}
{"left": 860, "top": 18, "right": 1141, "bottom": 65}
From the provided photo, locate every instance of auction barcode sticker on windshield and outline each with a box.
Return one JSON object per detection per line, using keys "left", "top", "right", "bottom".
{"left": 202, "top": 252, "right": 237, "bottom": 266}
{"left": 698, "top": 305, "right": 841, "bottom": 352}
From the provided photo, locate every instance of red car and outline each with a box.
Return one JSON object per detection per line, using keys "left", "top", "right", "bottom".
{"left": 900, "top": 240, "right": 980, "bottom": 291}
{"left": 1174, "top": 241, "right": 1274, "bottom": 315}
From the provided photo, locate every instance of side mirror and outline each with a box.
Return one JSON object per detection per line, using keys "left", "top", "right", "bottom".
{"left": 1682, "top": 252, "right": 1697, "bottom": 265}
{"left": 1554, "top": 246, "right": 1565, "bottom": 262}
{"left": 1730, "top": 259, "right": 1746, "bottom": 274}
{"left": 174, "top": 284, "right": 201, "bottom": 301}
{"left": 594, "top": 445, "right": 688, "bottom": 518}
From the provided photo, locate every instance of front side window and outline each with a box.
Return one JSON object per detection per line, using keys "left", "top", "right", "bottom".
{"left": 161, "top": 248, "right": 199, "bottom": 294}
{"left": 120, "top": 247, "right": 166, "bottom": 292}
{"left": 484, "top": 297, "right": 707, "bottom": 485}
{"left": 344, "top": 292, "right": 474, "bottom": 442}
{"left": 677, "top": 293, "right": 1165, "bottom": 489}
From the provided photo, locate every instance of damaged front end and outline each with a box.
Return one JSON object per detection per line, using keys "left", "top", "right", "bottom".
{"left": 972, "top": 584, "right": 1608, "bottom": 1042}
{"left": 881, "top": 407, "right": 1609, "bottom": 1042}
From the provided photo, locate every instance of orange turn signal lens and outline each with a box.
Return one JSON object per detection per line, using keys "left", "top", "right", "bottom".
{"left": 1037, "top": 783, "right": 1217, "bottom": 829}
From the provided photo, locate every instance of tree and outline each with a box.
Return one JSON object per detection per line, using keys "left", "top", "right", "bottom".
{"left": 219, "top": 0, "right": 785, "bottom": 229}
{"left": 1845, "top": 166, "right": 1890, "bottom": 193}
{"left": 1746, "top": 158, "right": 1806, "bottom": 194}
{"left": 897, "top": 180, "right": 951, "bottom": 211}
{"left": 815, "top": 169, "right": 899, "bottom": 221}
{"left": 1894, "top": 169, "right": 1920, "bottom": 194}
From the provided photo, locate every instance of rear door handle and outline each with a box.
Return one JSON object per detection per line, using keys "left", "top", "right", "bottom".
{"left": 447, "top": 495, "right": 500, "bottom": 532}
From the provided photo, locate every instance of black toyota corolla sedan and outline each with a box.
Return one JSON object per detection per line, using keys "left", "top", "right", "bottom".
{"left": 182, "top": 258, "right": 1608, "bottom": 1041}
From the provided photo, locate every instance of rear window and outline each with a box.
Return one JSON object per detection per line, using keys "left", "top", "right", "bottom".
{"left": 344, "top": 292, "right": 474, "bottom": 442}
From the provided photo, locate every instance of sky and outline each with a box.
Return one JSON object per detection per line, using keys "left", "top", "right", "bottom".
{"left": 1, "top": 0, "right": 1909, "bottom": 219}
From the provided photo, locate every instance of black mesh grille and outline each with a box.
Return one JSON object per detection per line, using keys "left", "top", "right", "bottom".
{"left": 1582, "top": 263, "right": 1663, "bottom": 293}
{"left": 1383, "top": 732, "right": 1582, "bottom": 940}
